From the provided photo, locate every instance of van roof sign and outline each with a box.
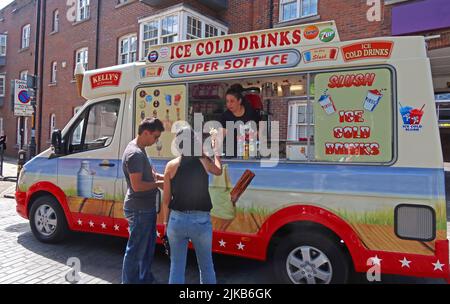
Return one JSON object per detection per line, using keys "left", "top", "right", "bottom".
{"left": 146, "top": 21, "right": 340, "bottom": 64}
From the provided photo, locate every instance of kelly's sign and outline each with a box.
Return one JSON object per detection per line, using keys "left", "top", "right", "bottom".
{"left": 90, "top": 71, "right": 122, "bottom": 89}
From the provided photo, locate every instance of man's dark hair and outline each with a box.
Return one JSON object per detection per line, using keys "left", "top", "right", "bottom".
{"left": 138, "top": 118, "right": 164, "bottom": 135}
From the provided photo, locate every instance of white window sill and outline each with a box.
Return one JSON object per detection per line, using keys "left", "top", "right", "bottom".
{"left": 115, "top": 0, "right": 137, "bottom": 9}
{"left": 73, "top": 17, "right": 91, "bottom": 27}
{"left": 385, "top": 0, "right": 411, "bottom": 5}
{"left": 275, "top": 15, "right": 321, "bottom": 28}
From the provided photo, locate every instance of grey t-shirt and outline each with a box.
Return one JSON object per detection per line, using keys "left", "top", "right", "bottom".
{"left": 122, "top": 140, "right": 158, "bottom": 211}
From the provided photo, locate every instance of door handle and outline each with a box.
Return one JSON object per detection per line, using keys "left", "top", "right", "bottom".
{"left": 99, "top": 163, "right": 115, "bottom": 167}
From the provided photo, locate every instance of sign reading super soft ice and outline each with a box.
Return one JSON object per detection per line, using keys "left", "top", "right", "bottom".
{"left": 314, "top": 69, "right": 393, "bottom": 163}
{"left": 169, "top": 50, "right": 301, "bottom": 78}
{"left": 14, "top": 79, "right": 33, "bottom": 117}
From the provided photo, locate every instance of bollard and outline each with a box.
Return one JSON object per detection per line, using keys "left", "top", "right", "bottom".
{"left": 0, "top": 135, "right": 5, "bottom": 178}
{"left": 17, "top": 150, "right": 27, "bottom": 186}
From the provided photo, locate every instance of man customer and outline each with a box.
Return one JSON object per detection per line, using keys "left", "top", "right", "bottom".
{"left": 122, "top": 118, "right": 165, "bottom": 284}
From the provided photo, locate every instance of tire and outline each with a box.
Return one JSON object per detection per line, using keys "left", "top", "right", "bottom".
{"left": 29, "top": 195, "right": 69, "bottom": 243}
{"left": 273, "top": 232, "right": 350, "bottom": 284}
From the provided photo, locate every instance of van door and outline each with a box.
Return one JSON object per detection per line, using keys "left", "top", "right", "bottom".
{"left": 57, "top": 95, "right": 124, "bottom": 233}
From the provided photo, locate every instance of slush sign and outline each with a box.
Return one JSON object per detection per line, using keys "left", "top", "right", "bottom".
{"left": 169, "top": 50, "right": 301, "bottom": 78}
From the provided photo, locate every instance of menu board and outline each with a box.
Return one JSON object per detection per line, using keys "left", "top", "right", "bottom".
{"left": 135, "top": 84, "right": 186, "bottom": 158}
{"left": 314, "top": 68, "right": 393, "bottom": 163}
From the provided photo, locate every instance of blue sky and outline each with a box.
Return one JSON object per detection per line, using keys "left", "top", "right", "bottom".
{"left": 0, "top": 0, "right": 13, "bottom": 10}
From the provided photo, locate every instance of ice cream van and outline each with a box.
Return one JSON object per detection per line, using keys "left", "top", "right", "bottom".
{"left": 16, "top": 21, "right": 449, "bottom": 284}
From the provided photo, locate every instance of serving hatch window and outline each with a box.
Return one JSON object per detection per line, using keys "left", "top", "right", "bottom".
{"left": 184, "top": 67, "right": 394, "bottom": 164}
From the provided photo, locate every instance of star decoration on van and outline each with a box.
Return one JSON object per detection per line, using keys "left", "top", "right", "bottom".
{"left": 237, "top": 242, "right": 245, "bottom": 250}
{"left": 89, "top": 221, "right": 94, "bottom": 228}
{"left": 77, "top": 219, "right": 82, "bottom": 226}
{"left": 399, "top": 257, "right": 411, "bottom": 268}
{"left": 219, "top": 240, "right": 227, "bottom": 247}
{"left": 101, "top": 223, "right": 107, "bottom": 229}
{"left": 433, "top": 260, "right": 445, "bottom": 271}
{"left": 114, "top": 224, "right": 120, "bottom": 231}
{"left": 370, "top": 256, "right": 382, "bottom": 266}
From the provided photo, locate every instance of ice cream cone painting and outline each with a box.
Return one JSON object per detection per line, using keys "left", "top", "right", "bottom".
{"left": 210, "top": 164, "right": 236, "bottom": 231}
{"left": 74, "top": 63, "right": 85, "bottom": 97}
{"left": 210, "top": 166, "right": 256, "bottom": 232}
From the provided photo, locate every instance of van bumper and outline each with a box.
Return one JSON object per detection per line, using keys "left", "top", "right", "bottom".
{"left": 15, "top": 191, "right": 28, "bottom": 219}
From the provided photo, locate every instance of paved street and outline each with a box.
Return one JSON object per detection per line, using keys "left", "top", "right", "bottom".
{"left": 0, "top": 157, "right": 448, "bottom": 284}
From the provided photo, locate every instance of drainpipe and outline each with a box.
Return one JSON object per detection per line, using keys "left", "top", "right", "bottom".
{"left": 95, "top": 0, "right": 101, "bottom": 68}
{"left": 36, "top": 0, "right": 46, "bottom": 154}
{"left": 29, "top": 0, "right": 41, "bottom": 159}
{"left": 269, "top": 0, "right": 274, "bottom": 28}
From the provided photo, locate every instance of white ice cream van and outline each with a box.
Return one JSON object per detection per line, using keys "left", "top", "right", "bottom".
{"left": 16, "top": 21, "right": 449, "bottom": 283}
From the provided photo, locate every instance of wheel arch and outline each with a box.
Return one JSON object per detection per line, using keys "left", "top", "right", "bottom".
{"left": 26, "top": 182, "right": 74, "bottom": 230}
{"left": 260, "top": 205, "right": 368, "bottom": 272}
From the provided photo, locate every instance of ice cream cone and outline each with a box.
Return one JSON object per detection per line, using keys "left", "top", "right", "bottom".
{"left": 74, "top": 63, "right": 85, "bottom": 97}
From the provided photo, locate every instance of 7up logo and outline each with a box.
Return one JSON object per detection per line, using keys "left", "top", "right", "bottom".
{"left": 319, "top": 28, "right": 336, "bottom": 43}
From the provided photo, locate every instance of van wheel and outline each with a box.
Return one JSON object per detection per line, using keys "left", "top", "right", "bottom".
{"left": 29, "top": 195, "right": 69, "bottom": 243}
{"left": 273, "top": 232, "right": 350, "bottom": 284}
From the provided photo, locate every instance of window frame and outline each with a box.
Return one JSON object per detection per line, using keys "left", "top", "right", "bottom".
{"left": 51, "top": 61, "right": 57, "bottom": 84}
{"left": 0, "top": 117, "right": 3, "bottom": 137}
{"left": 49, "top": 113, "right": 56, "bottom": 139}
{"left": 139, "top": 6, "right": 228, "bottom": 60}
{"left": 150, "top": 65, "right": 397, "bottom": 165}
{"left": 118, "top": 34, "right": 138, "bottom": 65}
{"left": 75, "top": 47, "right": 89, "bottom": 71}
{"left": 0, "top": 75, "right": 5, "bottom": 97}
{"left": 77, "top": 0, "right": 90, "bottom": 22}
{"left": 19, "top": 70, "right": 28, "bottom": 81}
{"left": 279, "top": 0, "right": 319, "bottom": 22}
{"left": 53, "top": 10, "right": 60, "bottom": 32}
{"left": 0, "top": 34, "right": 7, "bottom": 56}
{"left": 21, "top": 24, "right": 31, "bottom": 49}
{"left": 64, "top": 98, "right": 121, "bottom": 155}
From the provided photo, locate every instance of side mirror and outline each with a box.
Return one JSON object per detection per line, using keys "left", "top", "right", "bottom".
{"left": 51, "top": 129, "right": 64, "bottom": 155}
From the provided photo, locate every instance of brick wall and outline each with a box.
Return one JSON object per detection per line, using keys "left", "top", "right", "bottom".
{"left": 0, "top": 0, "right": 36, "bottom": 157}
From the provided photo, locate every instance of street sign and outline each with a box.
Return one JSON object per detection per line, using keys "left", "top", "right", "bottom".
{"left": 14, "top": 79, "right": 33, "bottom": 117}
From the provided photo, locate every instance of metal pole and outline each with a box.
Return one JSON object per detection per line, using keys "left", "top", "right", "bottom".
{"left": 29, "top": 0, "right": 41, "bottom": 160}
{"left": 19, "top": 116, "right": 24, "bottom": 151}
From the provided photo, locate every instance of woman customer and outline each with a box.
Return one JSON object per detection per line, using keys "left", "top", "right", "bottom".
{"left": 162, "top": 126, "right": 222, "bottom": 284}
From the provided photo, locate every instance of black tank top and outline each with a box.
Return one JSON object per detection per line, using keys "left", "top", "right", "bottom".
{"left": 169, "top": 156, "right": 213, "bottom": 212}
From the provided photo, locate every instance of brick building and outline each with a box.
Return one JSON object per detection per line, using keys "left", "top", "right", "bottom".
{"left": 0, "top": 0, "right": 448, "bottom": 157}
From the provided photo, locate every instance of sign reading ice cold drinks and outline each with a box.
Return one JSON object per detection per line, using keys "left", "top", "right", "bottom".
{"left": 314, "top": 69, "right": 393, "bottom": 163}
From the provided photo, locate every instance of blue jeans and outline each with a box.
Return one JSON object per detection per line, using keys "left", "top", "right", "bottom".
{"left": 122, "top": 208, "right": 157, "bottom": 284}
{"left": 167, "top": 210, "right": 216, "bottom": 284}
